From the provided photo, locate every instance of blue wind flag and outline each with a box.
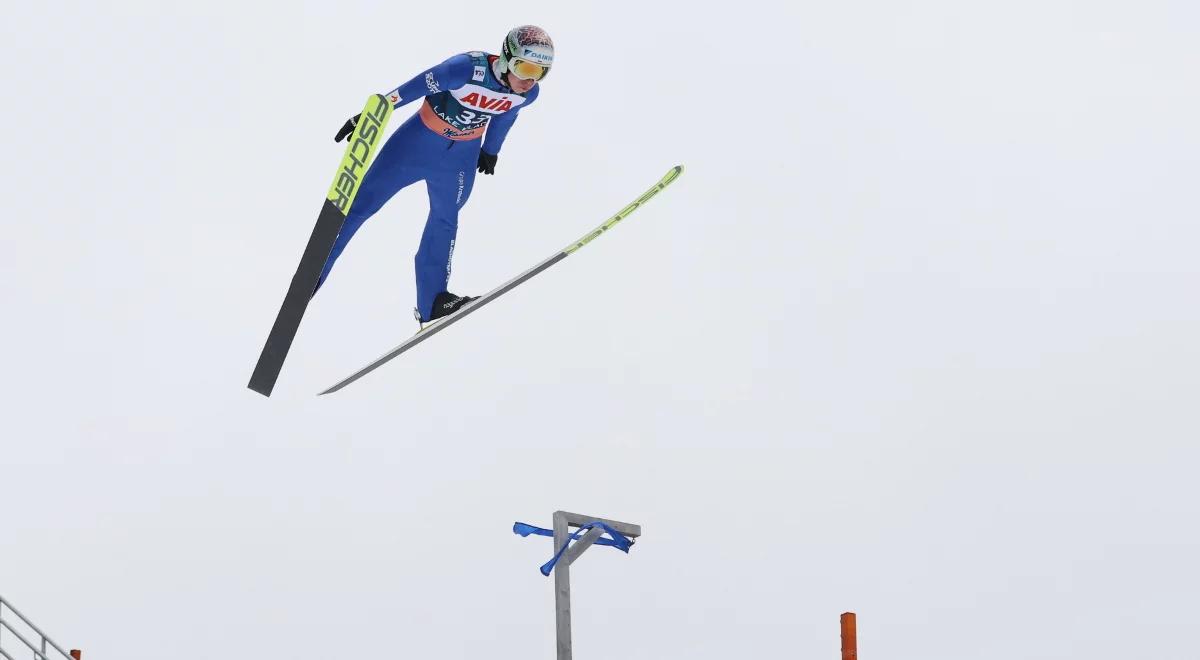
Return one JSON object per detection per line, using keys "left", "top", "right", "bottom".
{"left": 513, "top": 521, "right": 634, "bottom": 576}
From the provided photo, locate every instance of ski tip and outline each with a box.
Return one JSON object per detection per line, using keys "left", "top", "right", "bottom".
{"left": 659, "top": 164, "right": 684, "bottom": 186}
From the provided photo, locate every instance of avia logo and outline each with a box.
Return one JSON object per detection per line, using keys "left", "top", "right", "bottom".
{"left": 459, "top": 92, "right": 513, "bottom": 112}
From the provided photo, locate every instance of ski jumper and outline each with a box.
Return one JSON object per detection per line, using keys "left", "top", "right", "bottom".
{"left": 316, "top": 52, "right": 539, "bottom": 320}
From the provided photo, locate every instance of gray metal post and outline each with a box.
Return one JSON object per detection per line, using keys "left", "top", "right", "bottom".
{"left": 552, "top": 512, "right": 573, "bottom": 660}
{"left": 548, "top": 511, "right": 642, "bottom": 660}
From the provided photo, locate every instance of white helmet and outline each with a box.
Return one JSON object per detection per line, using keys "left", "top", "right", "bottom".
{"left": 498, "top": 25, "right": 554, "bottom": 81}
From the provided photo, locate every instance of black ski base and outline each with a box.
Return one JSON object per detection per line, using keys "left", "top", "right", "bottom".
{"left": 248, "top": 198, "right": 346, "bottom": 396}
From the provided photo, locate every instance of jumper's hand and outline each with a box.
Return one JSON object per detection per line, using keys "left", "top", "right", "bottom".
{"left": 335, "top": 113, "right": 361, "bottom": 143}
{"left": 477, "top": 151, "right": 498, "bottom": 175}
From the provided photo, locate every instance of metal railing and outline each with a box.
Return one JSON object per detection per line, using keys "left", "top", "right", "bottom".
{"left": 0, "top": 595, "right": 78, "bottom": 660}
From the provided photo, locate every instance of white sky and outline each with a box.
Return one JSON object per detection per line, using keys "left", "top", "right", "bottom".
{"left": 1, "top": 1, "right": 1198, "bottom": 659}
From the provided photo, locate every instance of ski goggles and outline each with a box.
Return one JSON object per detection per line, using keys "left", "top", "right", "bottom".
{"left": 508, "top": 58, "right": 549, "bottom": 81}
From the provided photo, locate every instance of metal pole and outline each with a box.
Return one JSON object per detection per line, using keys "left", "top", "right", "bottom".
{"left": 552, "top": 511, "right": 573, "bottom": 660}
{"left": 536, "top": 511, "right": 641, "bottom": 660}
{"left": 841, "top": 612, "right": 857, "bottom": 660}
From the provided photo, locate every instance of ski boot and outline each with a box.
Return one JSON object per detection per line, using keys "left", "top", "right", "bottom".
{"left": 414, "top": 291, "right": 478, "bottom": 330}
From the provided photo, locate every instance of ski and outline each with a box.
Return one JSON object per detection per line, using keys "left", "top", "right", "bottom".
{"left": 318, "top": 164, "right": 685, "bottom": 396}
{"left": 248, "top": 94, "right": 394, "bottom": 397}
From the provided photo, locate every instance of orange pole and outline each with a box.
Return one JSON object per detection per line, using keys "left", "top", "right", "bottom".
{"left": 840, "top": 612, "right": 857, "bottom": 660}
{"left": 70, "top": 651, "right": 81, "bottom": 660}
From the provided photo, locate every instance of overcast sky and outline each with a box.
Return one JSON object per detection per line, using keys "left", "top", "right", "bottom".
{"left": 1, "top": 1, "right": 1197, "bottom": 659}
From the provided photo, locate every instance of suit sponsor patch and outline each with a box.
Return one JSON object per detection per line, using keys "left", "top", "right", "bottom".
{"left": 449, "top": 84, "right": 528, "bottom": 114}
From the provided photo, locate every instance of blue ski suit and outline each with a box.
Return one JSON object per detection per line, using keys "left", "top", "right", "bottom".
{"left": 316, "top": 51, "right": 540, "bottom": 320}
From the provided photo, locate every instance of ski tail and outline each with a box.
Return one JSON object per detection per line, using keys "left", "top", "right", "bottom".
{"left": 248, "top": 94, "right": 394, "bottom": 397}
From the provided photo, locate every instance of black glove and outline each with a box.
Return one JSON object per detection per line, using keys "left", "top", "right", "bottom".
{"left": 477, "top": 151, "right": 498, "bottom": 175}
{"left": 334, "top": 113, "right": 361, "bottom": 142}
